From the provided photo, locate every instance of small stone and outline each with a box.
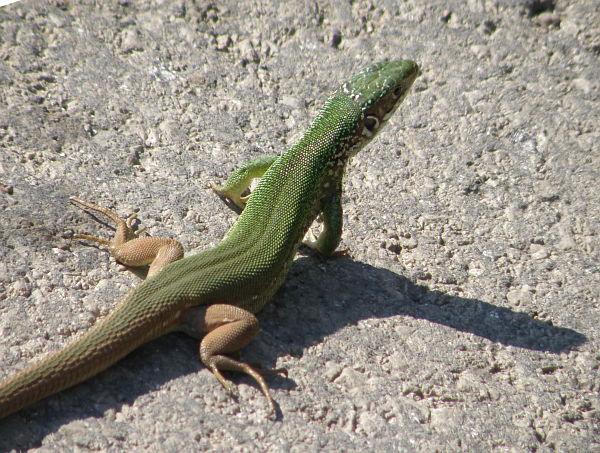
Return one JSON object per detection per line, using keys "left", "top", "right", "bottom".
{"left": 430, "top": 407, "right": 463, "bottom": 431}
{"left": 534, "top": 12, "right": 560, "bottom": 28}
{"left": 535, "top": 181, "right": 559, "bottom": 202}
{"left": 404, "top": 238, "right": 418, "bottom": 249}
{"left": 279, "top": 95, "right": 304, "bottom": 110}
{"left": 324, "top": 362, "right": 343, "bottom": 381}
{"left": 572, "top": 78, "right": 592, "bottom": 95}
{"left": 470, "top": 45, "right": 490, "bottom": 59}
{"left": 12, "top": 279, "right": 32, "bottom": 297}
{"left": 215, "top": 35, "right": 231, "bottom": 51}
{"left": 238, "top": 39, "right": 259, "bottom": 63}
{"left": 530, "top": 244, "right": 550, "bottom": 260}
{"left": 561, "top": 409, "right": 583, "bottom": 422}
{"left": 120, "top": 28, "right": 144, "bottom": 53}
{"left": 506, "top": 287, "right": 533, "bottom": 306}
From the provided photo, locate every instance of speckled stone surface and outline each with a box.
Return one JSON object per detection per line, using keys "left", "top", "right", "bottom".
{"left": 0, "top": 0, "right": 598, "bottom": 451}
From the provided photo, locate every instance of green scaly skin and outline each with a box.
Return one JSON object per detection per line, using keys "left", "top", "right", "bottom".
{"left": 0, "top": 60, "right": 419, "bottom": 419}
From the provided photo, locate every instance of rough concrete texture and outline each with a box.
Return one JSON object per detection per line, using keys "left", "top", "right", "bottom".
{"left": 0, "top": 0, "right": 598, "bottom": 451}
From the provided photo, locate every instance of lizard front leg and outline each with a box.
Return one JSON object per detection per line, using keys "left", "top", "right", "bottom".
{"left": 304, "top": 180, "right": 345, "bottom": 257}
{"left": 70, "top": 197, "right": 184, "bottom": 278}
{"left": 211, "top": 156, "right": 277, "bottom": 209}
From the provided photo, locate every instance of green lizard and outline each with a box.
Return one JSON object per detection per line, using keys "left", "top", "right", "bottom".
{"left": 0, "top": 60, "right": 419, "bottom": 418}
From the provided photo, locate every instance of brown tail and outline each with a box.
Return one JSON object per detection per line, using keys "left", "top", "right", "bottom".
{"left": 0, "top": 302, "right": 163, "bottom": 419}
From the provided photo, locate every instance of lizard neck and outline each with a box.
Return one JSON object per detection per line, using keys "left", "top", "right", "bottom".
{"left": 226, "top": 95, "right": 362, "bottom": 242}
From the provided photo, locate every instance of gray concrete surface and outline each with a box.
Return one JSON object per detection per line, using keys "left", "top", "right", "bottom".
{"left": 0, "top": 0, "right": 598, "bottom": 451}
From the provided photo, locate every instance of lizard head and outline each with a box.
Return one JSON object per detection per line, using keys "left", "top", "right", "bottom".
{"left": 337, "top": 59, "right": 419, "bottom": 154}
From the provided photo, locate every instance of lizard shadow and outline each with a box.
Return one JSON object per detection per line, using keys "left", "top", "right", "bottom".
{"left": 256, "top": 254, "right": 586, "bottom": 367}
{"left": 0, "top": 253, "right": 586, "bottom": 450}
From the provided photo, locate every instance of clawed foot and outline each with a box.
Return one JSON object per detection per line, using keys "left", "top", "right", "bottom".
{"left": 249, "top": 362, "right": 288, "bottom": 379}
{"left": 208, "top": 359, "right": 284, "bottom": 417}
{"left": 211, "top": 182, "right": 250, "bottom": 210}
{"left": 69, "top": 196, "right": 184, "bottom": 278}
{"left": 302, "top": 229, "right": 348, "bottom": 257}
{"left": 69, "top": 196, "right": 145, "bottom": 246}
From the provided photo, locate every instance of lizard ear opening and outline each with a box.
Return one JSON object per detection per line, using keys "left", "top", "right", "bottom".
{"left": 363, "top": 115, "right": 380, "bottom": 136}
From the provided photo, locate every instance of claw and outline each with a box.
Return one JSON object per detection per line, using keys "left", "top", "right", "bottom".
{"left": 69, "top": 196, "right": 142, "bottom": 245}
{"left": 211, "top": 182, "right": 249, "bottom": 210}
{"left": 248, "top": 362, "right": 288, "bottom": 378}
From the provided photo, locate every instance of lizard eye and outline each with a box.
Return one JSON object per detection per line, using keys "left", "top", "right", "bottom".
{"left": 364, "top": 115, "right": 379, "bottom": 132}
{"left": 393, "top": 87, "right": 403, "bottom": 98}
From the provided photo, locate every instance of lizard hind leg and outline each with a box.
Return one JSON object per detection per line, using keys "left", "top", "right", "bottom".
{"left": 69, "top": 196, "right": 184, "bottom": 278}
{"left": 183, "top": 303, "right": 280, "bottom": 416}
